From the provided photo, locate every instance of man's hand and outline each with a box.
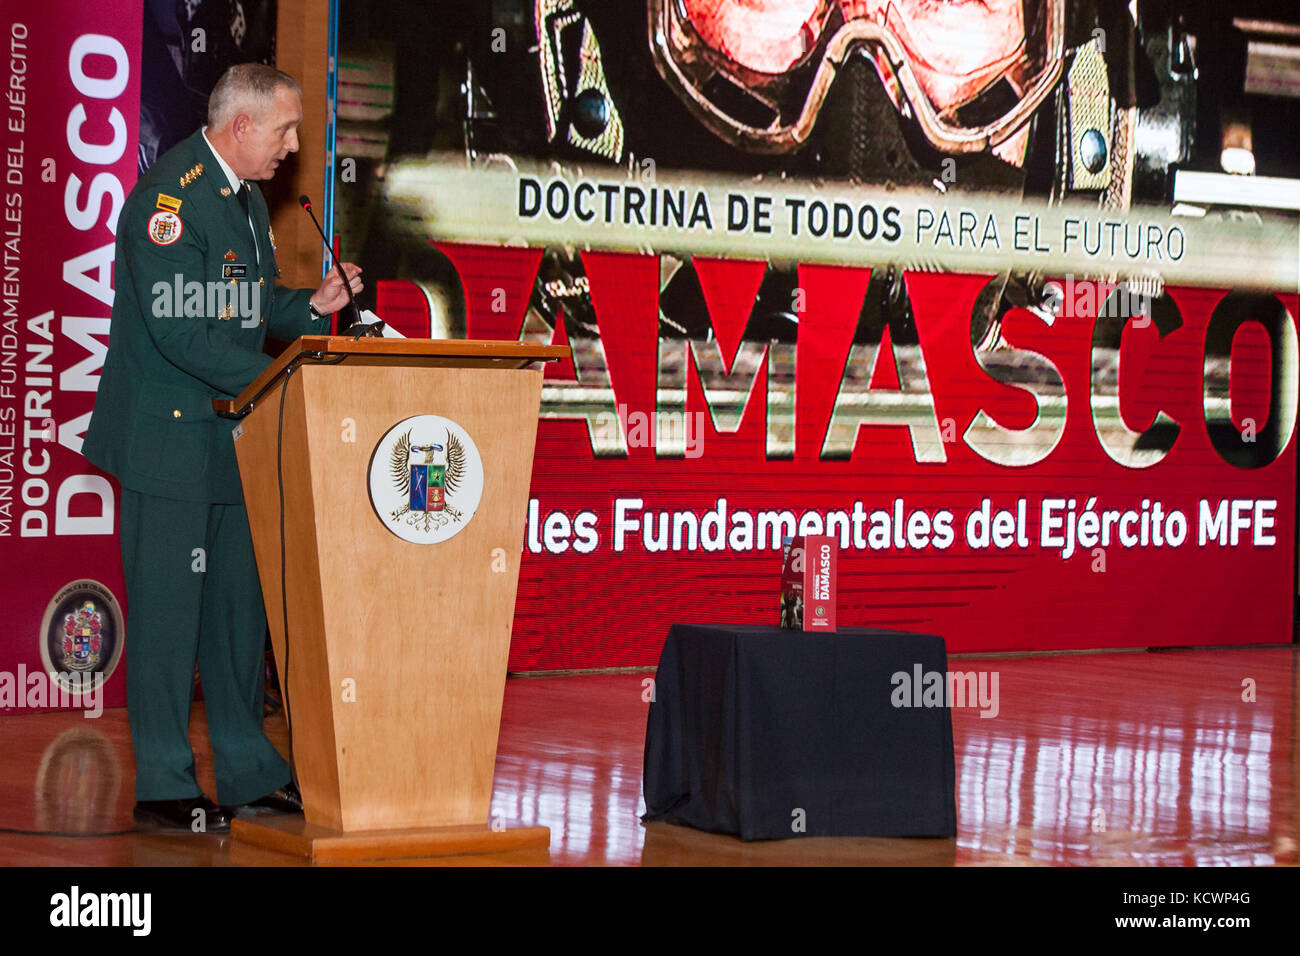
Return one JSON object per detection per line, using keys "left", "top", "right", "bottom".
{"left": 308, "top": 262, "right": 364, "bottom": 315}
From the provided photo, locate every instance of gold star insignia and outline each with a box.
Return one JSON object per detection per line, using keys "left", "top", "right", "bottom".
{"left": 179, "top": 163, "right": 205, "bottom": 188}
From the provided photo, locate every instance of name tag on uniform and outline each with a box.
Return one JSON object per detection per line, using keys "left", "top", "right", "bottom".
{"left": 222, "top": 263, "right": 249, "bottom": 278}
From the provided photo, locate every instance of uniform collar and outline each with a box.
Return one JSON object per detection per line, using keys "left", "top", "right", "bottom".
{"left": 200, "top": 127, "right": 244, "bottom": 194}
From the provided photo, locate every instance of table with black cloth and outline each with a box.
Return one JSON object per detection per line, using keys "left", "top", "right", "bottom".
{"left": 642, "top": 624, "right": 956, "bottom": 841}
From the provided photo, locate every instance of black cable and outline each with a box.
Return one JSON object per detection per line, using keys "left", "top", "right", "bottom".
{"left": 276, "top": 363, "right": 296, "bottom": 778}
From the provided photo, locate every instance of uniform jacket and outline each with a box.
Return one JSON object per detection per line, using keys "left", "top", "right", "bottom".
{"left": 83, "top": 130, "right": 329, "bottom": 503}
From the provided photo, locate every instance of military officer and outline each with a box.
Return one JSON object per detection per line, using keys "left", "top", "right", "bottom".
{"left": 83, "top": 64, "right": 362, "bottom": 831}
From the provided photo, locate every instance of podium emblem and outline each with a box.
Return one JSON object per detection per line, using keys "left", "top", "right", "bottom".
{"left": 369, "top": 415, "right": 484, "bottom": 545}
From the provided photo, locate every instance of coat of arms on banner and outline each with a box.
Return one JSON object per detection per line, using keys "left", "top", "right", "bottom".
{"left": 38, "top": 580, "right": 125, "bottom": 695}
{"left": 368, "top": 415, "right": 484, "bottom": 544}
{"left": 62, "top": 601, "right": 103, "bottom": 671}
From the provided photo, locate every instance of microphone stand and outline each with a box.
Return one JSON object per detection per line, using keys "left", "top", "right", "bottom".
{"left": 298, "top": 195, "right": 384, "bottom": 338}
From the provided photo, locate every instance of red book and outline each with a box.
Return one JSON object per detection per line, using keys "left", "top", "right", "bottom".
{"left": 779, "top": 535, "right": 837, "bottom": 632}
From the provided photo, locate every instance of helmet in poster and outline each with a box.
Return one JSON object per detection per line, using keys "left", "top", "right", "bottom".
{"left": 649, "top": 0, "right": 1065, "bottom": 154}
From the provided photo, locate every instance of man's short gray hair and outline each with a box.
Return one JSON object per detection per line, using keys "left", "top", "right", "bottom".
{"left": 207, "top": 63, "right": 301, "bottom": 129}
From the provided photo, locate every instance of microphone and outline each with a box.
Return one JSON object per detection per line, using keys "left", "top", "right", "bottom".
{"left": 298, "top": 194, "right": 381, "bottom": 337}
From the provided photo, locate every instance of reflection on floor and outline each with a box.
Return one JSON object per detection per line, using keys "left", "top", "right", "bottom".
{"left": 0, "top": 646, "right": 1295, "bottom": 865}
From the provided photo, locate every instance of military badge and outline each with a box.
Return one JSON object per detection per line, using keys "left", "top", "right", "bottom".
{"left": 155, "top": 193, "right": 182, "bottom": 214}
{"left": 220, "top": 187, "right": 232, "bottom": 198}
{"left": 368, "top": 415, "right": 484, "bottom": 545}
{"left": 147, "top": 210, "right": 183, "bottom": 246}
{"left": 224, "top": 249, "right": 237, "bottom": 260}
{"left": 179, "top": 162, "right": 204, "bottom": 187}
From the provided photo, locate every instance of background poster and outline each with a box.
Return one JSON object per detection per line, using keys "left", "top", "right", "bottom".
{"left": 0, "top": 1, "right": 277, "bottom": 712}
{"left": 332, "top": 0, "right": 1300, "bottom": 669}
{"left": 0, "top": 4, "right": 143, "bottom": 712}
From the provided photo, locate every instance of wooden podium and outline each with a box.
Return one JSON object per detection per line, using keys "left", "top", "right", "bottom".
{"left": 213, "top": 336, "right": 567, "bottom": 861}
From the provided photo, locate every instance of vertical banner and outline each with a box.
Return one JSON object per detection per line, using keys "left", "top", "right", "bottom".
{"left": 0, "top": 4, "right": 143, "bottom": 713}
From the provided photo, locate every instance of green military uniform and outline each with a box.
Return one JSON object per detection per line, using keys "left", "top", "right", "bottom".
{"left": 83, "top": 129, "right": 330, "bottom": 804}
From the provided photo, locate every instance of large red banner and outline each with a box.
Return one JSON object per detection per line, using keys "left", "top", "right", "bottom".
{"left": 0, "top": 5, "right": 142, "bottom": 712}
{"left": 376, "top": 247, "right": 1296, "bottom": 669}
{"left": 336, "top": 0, "right": 1299, "bottom": 670}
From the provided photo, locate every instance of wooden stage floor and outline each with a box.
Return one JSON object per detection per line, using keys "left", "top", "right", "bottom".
{"left": 1, "top": 645, "right": 1296, "bottom": 866}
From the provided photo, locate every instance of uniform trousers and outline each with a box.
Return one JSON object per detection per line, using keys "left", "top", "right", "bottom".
{"left": 119, "top": 489, "right": 289, "bottom": 804}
